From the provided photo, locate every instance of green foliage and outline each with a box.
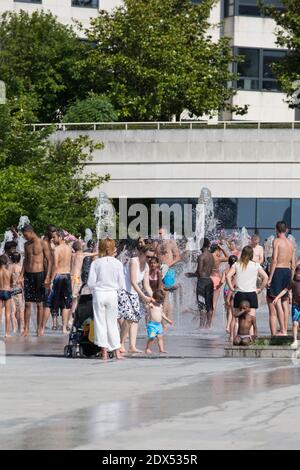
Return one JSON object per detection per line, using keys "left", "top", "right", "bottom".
{"left": 0, "top": 103, "right": 109, "bottom": 235}
{"left": 86, "top": 0, "right": 245, "bottom": 121}
{"left": 63, "top": 93, "right": 118, "bottom": 123}
{"left": 0, "top": 10, "right": 90, "bottom": 122}
{"left": 261, "top": 0, "right": 300, "bottom": 106}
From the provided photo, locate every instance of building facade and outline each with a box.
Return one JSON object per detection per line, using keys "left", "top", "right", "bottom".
{"left": 0, "top": 0, "right": 295, "bottom": 122}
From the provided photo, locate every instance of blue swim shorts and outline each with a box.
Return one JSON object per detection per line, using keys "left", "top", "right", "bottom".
{"left": 292, "top": 304, "right": 300, "bottom": 323}
{"left": 147, "top": 321, "right": 163, "bottom": 339}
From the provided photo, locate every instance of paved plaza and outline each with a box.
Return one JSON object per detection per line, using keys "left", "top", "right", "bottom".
{"left": 1, "top": 327, "right": 300, "bottom": 450}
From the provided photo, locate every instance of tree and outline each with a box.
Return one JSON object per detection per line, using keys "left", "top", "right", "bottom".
{"left": 262, "top": 0, "right": 300, "bottom": 107}
{"left": 0, "top": 102, "right": 109, "bottom": 235}
{"left": 86, "top": 0, "right": 245, "bottom": 121}
{"left": 63, "top": 93, "right": 118, "bottom": 123}
{"left": 0, "top": 10, "right": 90, "bottom": 122}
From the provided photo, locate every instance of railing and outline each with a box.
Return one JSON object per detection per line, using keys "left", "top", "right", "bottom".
{"left": 27, "top": 121, "right": 300, "bottom": 132}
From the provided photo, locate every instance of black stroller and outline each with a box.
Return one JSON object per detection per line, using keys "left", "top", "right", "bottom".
{"left": 64, "top": 286, "right": 114, "bottom": 359}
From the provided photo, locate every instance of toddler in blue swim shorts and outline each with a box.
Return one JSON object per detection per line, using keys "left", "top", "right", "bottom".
{"left": 145, "top": 290, "right": 173, "bottom": 354}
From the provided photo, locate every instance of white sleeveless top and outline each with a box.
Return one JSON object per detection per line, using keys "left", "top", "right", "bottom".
{"left": 234, "top": 261, "right": 260, "bottom": 292}
{"left": 124, "top": 257, "right": 149, "bottom": 294}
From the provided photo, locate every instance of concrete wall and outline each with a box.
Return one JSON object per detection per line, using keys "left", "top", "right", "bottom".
{"left": 51, "top": 128, "right": 300, "bottom": 199}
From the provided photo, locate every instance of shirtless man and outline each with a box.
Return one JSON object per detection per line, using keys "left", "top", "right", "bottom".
{"left": 154, "top": 227, "right": 181, "bottom": 268}
{"left": 250, "top": 234, "right": 264, "bottom": 265}
{"left": 267, "top": 221, "right": 295, "bottom": 336}
{"left": 21, "top": 225, "right": 51, "bottom": 336}
{"left": 186, "top": 238, "right": 214, "bottom": 329}
{"left": 47, "top": 229, "right": 73, "bottom": 334}
{"left": 40, "top": 225, "right": 57, "bottom": 334}
{"left": 153, "top": 227, "right": 181, "bottom": 322}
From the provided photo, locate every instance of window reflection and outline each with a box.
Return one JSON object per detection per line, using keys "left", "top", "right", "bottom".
{"left": 257, "top": 199, "right": 290, "bottom": 228}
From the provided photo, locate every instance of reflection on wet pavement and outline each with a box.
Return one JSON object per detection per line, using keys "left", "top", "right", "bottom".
{"left": 2, "top": 359, "right": 300, "bottom": 449}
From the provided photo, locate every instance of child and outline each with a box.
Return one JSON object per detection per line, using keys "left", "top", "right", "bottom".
{"left": 149, "top": 256, "right": 163, "bottom": 293}
{"left": 0, "top": 254, "right": 13, "bottom": 338}
{"left": 71, "top": 241, "right": 95, "bottom": 321}
{"left": 11, "top": 252, "right": 24, "bottom": 333}
{"left": 145, "top": 290, "right": 173, "bottom": 354}
{"left": 233, "top": 300, "right": 257, "bottom": 346}
{"left": 221, "top": 255, "right": 238, "bottom": 340}
{"left": 273, "top": 265, "right": 300, "bottom": 349}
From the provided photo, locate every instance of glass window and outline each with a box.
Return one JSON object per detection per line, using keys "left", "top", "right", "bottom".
{"left": 71, "top": 0, "right": 98, "bottom": 7}
{"left": 238, "top": 0, "right": 260, "bottom": 16}
{"left": 237, "top": 48, "right": 260, "bottom": 90}
{"left": 291, "top": 200, "right": 300, "bottom": 228}
{"left": 263, "top": 49, "right": 285, "bottom": 79}
{"left": 257, "top": 199, "right": 291, "bottom": 229}
{"left": 236, "top": 199, "right": 256, "bottom": 228}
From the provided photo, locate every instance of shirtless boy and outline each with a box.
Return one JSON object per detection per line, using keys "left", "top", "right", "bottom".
{"left": 22, "top": 225, "right": 51, "bottom": 336}
{"left": 47, "top": 230, "right": 73, "bottom": 334}
{"left": 145, "top": 290, "right": 173, "bottom": 354}
{"left": 0, "top": 255, "right": 13, "bottom": 338}
{"left": 233, "top": 300, "right": 257, "bottom": 346}
{"left": 11, "top": 252, "right": 24, "bottom": 333}
{"left": 250, "top": 234, "right": 264, "bottom": 265}
{"left": 267, "top": 221, "right": 295, "bottom": 336}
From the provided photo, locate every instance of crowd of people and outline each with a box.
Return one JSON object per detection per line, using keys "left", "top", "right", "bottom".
{"left": 188, "top": 221, "right": 299, "bottom": 349}
{"left": 0, "top": 225, "right": 180, "bottom": 359}
{"left": 0, "top": 219, "right": 299, "bottom": 358}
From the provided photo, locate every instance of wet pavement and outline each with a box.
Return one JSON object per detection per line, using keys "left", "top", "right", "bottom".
{"left": 1, "top": 297, "right": 299, "bottom": 450}
{"left": 1, "top": 330, "right": 300, "bottom": 449}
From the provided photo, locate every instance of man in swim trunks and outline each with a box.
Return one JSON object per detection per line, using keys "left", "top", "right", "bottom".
{"left": 267, "top": 220, "right": 295, "bottom": 336}
{"left": 186, "top": 238, "right": 214, "bottom": 329}
{"left": 153, "top": 227, "right": 181, "bottom": 322}
{"left": 21, "top": 225, "right": 51, "bottom": 336}
{"left": 47, "top": 229, "right": 73, "bottom": 334}
{"left": 41, "top": 225, "right": 57, "bottom": 334}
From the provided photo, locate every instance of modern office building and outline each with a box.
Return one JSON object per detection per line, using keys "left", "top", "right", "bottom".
{"left": 0, "top": 0, "right": 295, "bottom": 122}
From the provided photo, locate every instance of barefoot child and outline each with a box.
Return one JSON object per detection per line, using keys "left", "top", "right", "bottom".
{"left": 145, "top": 290, "right": 173, "bottom": 354}
{"left": 11, "top": 252, "right": 24, "bottom": 333}
{"left": 233, "top": 300, "right": 257, "bottom": 346}
{"left": 0, "top": 255, "right": 13, "bottom": 338}
{"left": 221, "top": 255, "right": 238, "bottom": 340}
{"left": 273, "top": 265, "right": 300, "bottom": 349}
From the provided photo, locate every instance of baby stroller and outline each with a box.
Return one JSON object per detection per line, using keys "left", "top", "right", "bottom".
{"left": 64, "top": 285, "right": 114, "bottom": 359}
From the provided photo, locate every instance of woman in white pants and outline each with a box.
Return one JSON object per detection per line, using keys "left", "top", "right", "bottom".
{"left": 87, "top": 239, "right": 125, "bottom": 360}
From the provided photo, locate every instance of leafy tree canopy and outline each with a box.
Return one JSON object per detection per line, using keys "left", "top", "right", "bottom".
{"left": 86, "top": 0, "right": 245, "bottom": 121}
{"left": 63, "top": 93, "right": 118, "bottom": 123}
{"left": 0, "top": 10, "right": 90, "bottom": 122}
{"left": 262, "top": 0, "right": 300, "bottom": 107}
{"left": 0, "top": 101, "right": 109, "bottom": 236}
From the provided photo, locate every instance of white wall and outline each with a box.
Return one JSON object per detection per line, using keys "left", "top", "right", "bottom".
{"left": 51, "top": 128, "right": 300, "bottom": 199}
{"left": 230, "top": 16, "right": 279, "bottom": 49}
{"left": 232, "top": 91, "right": 295, "bottom": 122}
